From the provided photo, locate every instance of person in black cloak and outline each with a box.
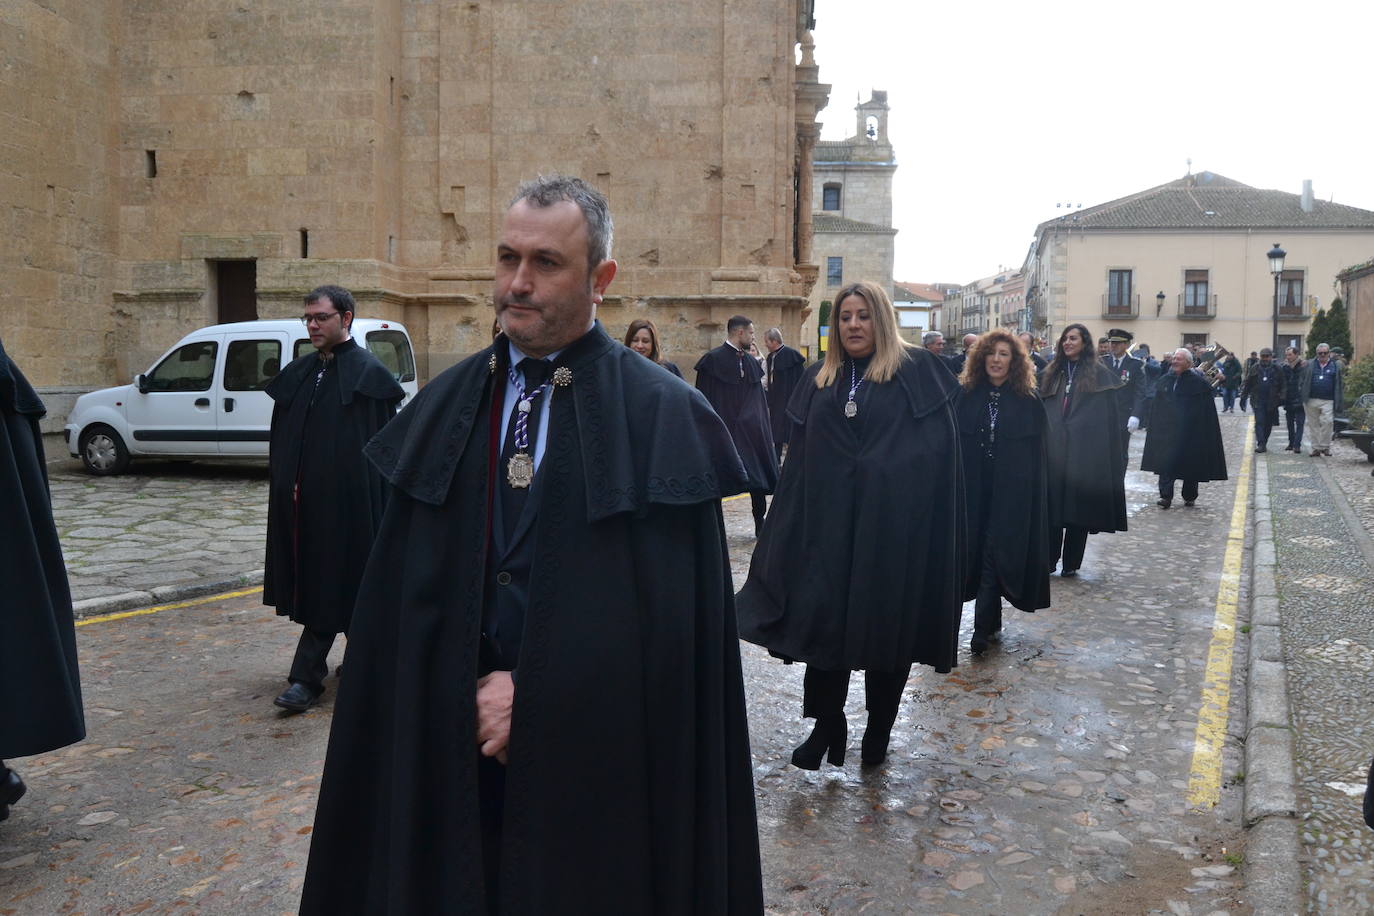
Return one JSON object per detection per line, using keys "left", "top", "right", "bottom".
{"left": 695, "top": 315, "right": 779, "bottom": 534}
{"left": 957, "top": 329, "right": 1051, "bottom": 656}
{"left": 736, "top": 280, "right": 963, "bottom": 770}
{"left": 1037, "top": 323, "right": 1127, "bottom": 578}
{"left": 763, "top": 327, "right": 806, "bottom": 460}
{"left": 1241, "top": 347, "right": 1285, "bottom": 454}
{"left": 623, "top": 317, "right": 683, "bottom": 378}
{"left": 262, "top": 285, "right": 404, "bottom": 712}
{"left": 0, "top": 336, "right": 85, "bottom": 821}
{"left": 1141, "top": 348, "right": 1228, "bottom": 508}
{"left": 1102, "top": 328, "right": 1146, "bottom": 477}
{"left": 299, "top": 176, "right": 764, "bottom": 915}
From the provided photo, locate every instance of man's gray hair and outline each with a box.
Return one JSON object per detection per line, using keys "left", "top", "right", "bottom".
{"left": 1317, "top": 341, "right": 1331, "bottom": 351}
{"left": 509, "top": 175, "right": 614, "bottom": 273}
{"left": 764, "top": 327, "right": 783, "bottom": 344}
{"left": 1173, "top": 347, "right": 1194, "bottom": 366}
{"left": 922, "top": 331, "right": 944, "bottom": 347}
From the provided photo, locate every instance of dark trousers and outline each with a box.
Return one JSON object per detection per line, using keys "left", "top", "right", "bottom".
{"left": 1222, "top": 387, "right": 1236, "bottom": 411}
{"left": 1053, "top": 525, "right": 1089, "bottom": 573}
{"left": 974, "top": 540, "right": 1003, "bottom": 636}
{"left": 478, "top": 753, "right": 505, "bottom": 913}
{"left": 288, "top": 627, "right": 338, "bottom": 691}
{"left": 1158, "top": 478, "right": 1198, "bottom": 502}
{"left": 1285, "top": 404, "right": 1305, "bottom": 449}
{"left": 750, "top": 491, "right": 768, "bottom": 528}
{"left": 1255, "top": 414, "right": 1275, "bottom": 448}
{"left": 1117, "top": 427, "right": 1131, "bottom": 478}
{"left": 802, "top": 664, "right": 910, "bottom": 726}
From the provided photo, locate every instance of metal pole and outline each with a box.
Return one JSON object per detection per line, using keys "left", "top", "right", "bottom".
{"left": 1272, "top": 271, "right": 1280, "bottom": 355}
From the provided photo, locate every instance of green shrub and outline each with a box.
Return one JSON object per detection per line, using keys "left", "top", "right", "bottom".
{"left": 1345, "top": 353, "right": 1374, "bottom": 410}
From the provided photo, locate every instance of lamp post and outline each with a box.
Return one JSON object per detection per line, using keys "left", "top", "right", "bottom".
{"left": 1156, "top": 290, "right": 1166, "bottom": 317}
{"left": 1268, "top": 242, "right": 1286, "bottom": 353}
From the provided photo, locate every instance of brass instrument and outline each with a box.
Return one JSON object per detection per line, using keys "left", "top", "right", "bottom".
{"left": 1195, "top": 343, "right": 1233, "bottom": 389}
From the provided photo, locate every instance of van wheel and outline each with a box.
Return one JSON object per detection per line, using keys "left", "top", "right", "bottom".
{"left": 79, "top": 425, "right": 131, "bottom": 476}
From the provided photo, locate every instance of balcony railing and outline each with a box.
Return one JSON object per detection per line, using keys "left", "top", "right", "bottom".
{"left": 1178, "top": 293, "right": 1217, "bottom": 319}
{"left": 1101, "top": 292, "right": 1139, "bottom": 319}
{"left": 1276, "top": 294, "right": 1314, "bottom": 319}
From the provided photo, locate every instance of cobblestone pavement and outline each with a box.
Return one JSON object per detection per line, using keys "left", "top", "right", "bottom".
{"left": 4, "top": 418, "right": 1269, "bottom": 914}
{"left": 1265, "top": 436, "right": 1374, "bottom": 913}
{"left": 45, "top": 454, "right": 268, "bottom": 611}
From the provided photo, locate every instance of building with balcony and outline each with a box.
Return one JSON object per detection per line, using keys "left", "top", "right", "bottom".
{"left": 1024, "top": 171, "right": 1374, "bottom": 357}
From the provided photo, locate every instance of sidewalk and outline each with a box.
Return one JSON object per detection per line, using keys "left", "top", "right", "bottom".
{"left": 46, "top": 451, "right": 269, "bottom": 616}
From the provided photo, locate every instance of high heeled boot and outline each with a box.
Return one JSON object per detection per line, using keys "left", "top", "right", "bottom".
{"left": 790, "top": 716, "right": 847, "bottom": 770}
{"left": 0, "top": 765, "right": 26, "bottom": 822}
{"left": 860, "top": 668, "right": 910, "bottom": 766}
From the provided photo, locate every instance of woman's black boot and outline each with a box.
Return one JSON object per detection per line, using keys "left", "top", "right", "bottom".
{"left": 791, "top": 716, "right": 847, "bottom": 769}
{"left": 0, "top": 765, "right": 26, "bottom": 822}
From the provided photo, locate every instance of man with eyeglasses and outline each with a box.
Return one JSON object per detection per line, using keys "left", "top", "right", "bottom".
{"left": 1299, "top": 342, "right": 1343, "bottom": 457}
{"left": 263, "top": 284, "right": 404, "bottom": 713}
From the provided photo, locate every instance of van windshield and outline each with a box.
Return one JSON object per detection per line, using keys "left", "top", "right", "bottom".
{"left": 366, "top": 330, "right": 417, "bottom": 382}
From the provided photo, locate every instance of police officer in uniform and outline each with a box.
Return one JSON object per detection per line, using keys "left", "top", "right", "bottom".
{"left": 1101, "top": 328, "right": 1146, "bottom": 478}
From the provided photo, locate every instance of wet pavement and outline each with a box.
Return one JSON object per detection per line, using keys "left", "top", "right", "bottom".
{"left": 4, "top": 410, "right": 1370, "bottom": 912}
{"left": 1265, "top": 437, "right": 1374, "bottom": 913}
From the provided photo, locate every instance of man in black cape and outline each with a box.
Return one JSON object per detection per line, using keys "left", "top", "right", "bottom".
{"left": 762, "top": 326, "right": 805, "bottom": 459}
{"left": 1241, "top": 348, "right": 1285, "bottom": 453}
{"left": 263, "top": 285, "right": 404, "bottom": 712}
{"left": 1101, "top": 328, "right": 1146, "bottom": 477}
{"left": 1142, "top": 348, "right": 1228, "bottom": 508}
{"left": 300, "top": 176, "right": 764, "bottom": 914}
{"left": 696, "top": 315, "right": 779, "bottom": 534}
{"left": 0, "top": 336, "right": 85, "bottom": 821}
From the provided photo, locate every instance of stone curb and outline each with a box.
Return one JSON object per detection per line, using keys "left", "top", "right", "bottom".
{"left": 1242, "top": 453, "right": 1302, "bottom": 915}
{"left": 72, "top": 570, "right": 264, "bottom": 620}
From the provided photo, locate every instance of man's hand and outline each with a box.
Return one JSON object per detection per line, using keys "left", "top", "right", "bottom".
{"left": 1127, "top": 416, "right": 1140, "bottom": 432}
{"left": 476, "top": 671, "right": 515, "bottom": 765}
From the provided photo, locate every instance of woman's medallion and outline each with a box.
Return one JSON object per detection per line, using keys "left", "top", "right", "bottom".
{"left": 844, "top": 399, "right": 858, "bottom": 418}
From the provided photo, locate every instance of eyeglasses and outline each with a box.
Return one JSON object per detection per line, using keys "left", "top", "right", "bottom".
{"left": 300, "top": 312, "right": 339, "bottom": 326}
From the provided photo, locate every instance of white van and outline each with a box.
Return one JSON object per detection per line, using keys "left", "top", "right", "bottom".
{"left": 65, "top": 318, "right": 418, "bottom": 475}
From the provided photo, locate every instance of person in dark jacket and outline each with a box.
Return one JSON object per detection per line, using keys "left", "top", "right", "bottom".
{"left": 1018, "top": 331, "right": 1047, "bottom": 371}
{"left": 695, "top": 316, "right": 779, "bottom": 534}
{"left": 263, "top": 285, "right": 405, "bottom": 712}
{"left": 737, "top": 280, "right": 963, "bottom": 770}
{"left": 623, "top": 317, "right": 683, "bottom": 378}
{"left": 1238, "top": 351, "right": 1259, "bottom": 412}
{"left": 1299, "top": 342, "right": 1344, "bottom": 456}
{"left": 957, "top": 329, "right": 1051, "bottom": 655}
{"left": 1136, "top": 344, "right": 1162, "bottom": 430}
{"left": 1037, "top": 323, "right": 1127, "bottom": 578}
{"left": 1141, "top": 348, "right": 1228, "bottom": 508}
{"left": 1281, "top": 346, "right": 1306, "bottom": 451}
{"left": 0, "top": 336, "right": 85, "bottom": 822}
{"left": 763, "top": 327, "right": 806, "bottom": 459}
{"left": 1241, "top": 348, "right": 1285, "bottom": 453}
{"left": 1219, "top": 353, "right": 1241, "bottom": 412}
{"left": 300, "top": 176, "right": 763, "bottom": 914}
{"left": 1101, "top": 328, "right": 1146, "bottom": 477}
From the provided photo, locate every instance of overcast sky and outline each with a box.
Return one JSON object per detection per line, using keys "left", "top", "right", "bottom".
{"left": 810, "top": 0, "right": 1374, "bottom": 285}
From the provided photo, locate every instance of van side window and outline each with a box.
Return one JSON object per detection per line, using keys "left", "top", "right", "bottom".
{"left": 224, "top": 339, "right": 282, "bottom": 391}
{"left": 147, "top": 341, "right": 218, "bottom": 392}
{"left": 366, "top": 330, "right": 416, "bottom": 382}
{"left": 294, "top": 339, "right": 314, "bottom": 361}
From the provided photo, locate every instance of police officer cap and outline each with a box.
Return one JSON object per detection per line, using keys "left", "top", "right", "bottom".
{"left": 1107, "top": 328, "right": 1134, "bottom": 343}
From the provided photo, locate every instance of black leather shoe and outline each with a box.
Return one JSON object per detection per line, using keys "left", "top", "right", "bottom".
{"left": 791, "top": 716, "right": 847, "bottom": 770}
{"left": 1184, "top": 499, "right": 1196, "bottom": 507}
{"left": 1255, "top": 445, "right": 1267, "bottom": 453}
{"left": 274, "top": 682, "right": 323, "bottom": 713}
{"left": 0, "top": 767, "right": 26, "bottom": 822}
{"left": 970, "top": 631, "right": 991, "bottom": 655}
{"left": 1059, "top": 568, "right": 1078, "bottom": 578}
{"left": 1157, "top": 497, "right": 1172, "bottom": 509}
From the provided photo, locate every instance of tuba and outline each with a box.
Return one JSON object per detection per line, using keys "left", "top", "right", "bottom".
{"left": 1196, "top": 343, "right": 1232, "bottom": 389}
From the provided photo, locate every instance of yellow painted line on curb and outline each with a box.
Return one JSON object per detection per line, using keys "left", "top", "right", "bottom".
{"left": 723, "top": 493, "right": 747, "bottom": 503}
{"left": 1186, "top": 424, "right": 1254, "bottom": 808}
{"left": 75, "top": 586, "right": 264, "bottom": 627}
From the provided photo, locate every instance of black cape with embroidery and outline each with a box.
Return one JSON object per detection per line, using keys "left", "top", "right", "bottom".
{"left": 0, "top": 338, "right": 85, "bottom": 759}
{"left": 735, "top": 348, "right": 964, "bottom": 673}
{"left": 765, "top": 345, "right": 806, "bottom": 449}
{"left": 957, "top": 382, "right": 1052, "bottom": 612}
{"left": 695, "top": 343, "right": 779, "bottom": 493}
{"left": 299, "top": 323, "right": 762, "bottom": 915}
{"left": 262, "top": 337, "right": 403, "bottom": 632}
{"left": 1037, "top": 360, "right": 1128, "bottom": 534}
{"left": 1141, "top": 368, "right": 1228, "bottom": 483}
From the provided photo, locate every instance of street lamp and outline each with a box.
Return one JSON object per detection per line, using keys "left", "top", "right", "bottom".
{"left": 1156, "top": 290, "right": 1166, "bottom": 316}
{"left": 1268, "top": 242, "right": 1286, "bottom": 353}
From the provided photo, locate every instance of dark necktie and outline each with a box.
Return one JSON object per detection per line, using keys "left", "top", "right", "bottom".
{"left": 498, "top": 358, "right": 551, "bottom": 544}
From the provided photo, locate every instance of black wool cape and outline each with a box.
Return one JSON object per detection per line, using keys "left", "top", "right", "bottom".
{"left": 1038, "top": 360, "right": 1128, "bottom": 534}
{"left": 0, "top": 338, "right": 85, "bottom": 759}
{"left": 735, "top": 348, "right": 965, "bottom": 673}
{"left": 299, "top": 324, "right": 763, "bottom": 915}
{"left": 957, "top": 382, "right": 1052, "bottom": 612}
{"left": 765, "top": 344, "right": 806, "bottom": 449}
{"left": 1141, "top": 368, "right": 1229, "bottom": 483}
{"left": 262, "top": 338, "right": 403, "bottom": 632}
{"left": 695, "top": 343, "right": 779, "bottom": 493}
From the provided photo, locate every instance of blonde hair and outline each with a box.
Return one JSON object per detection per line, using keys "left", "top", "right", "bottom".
{"left": 816, "top": 281, "right": 913, "bottom": 388}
